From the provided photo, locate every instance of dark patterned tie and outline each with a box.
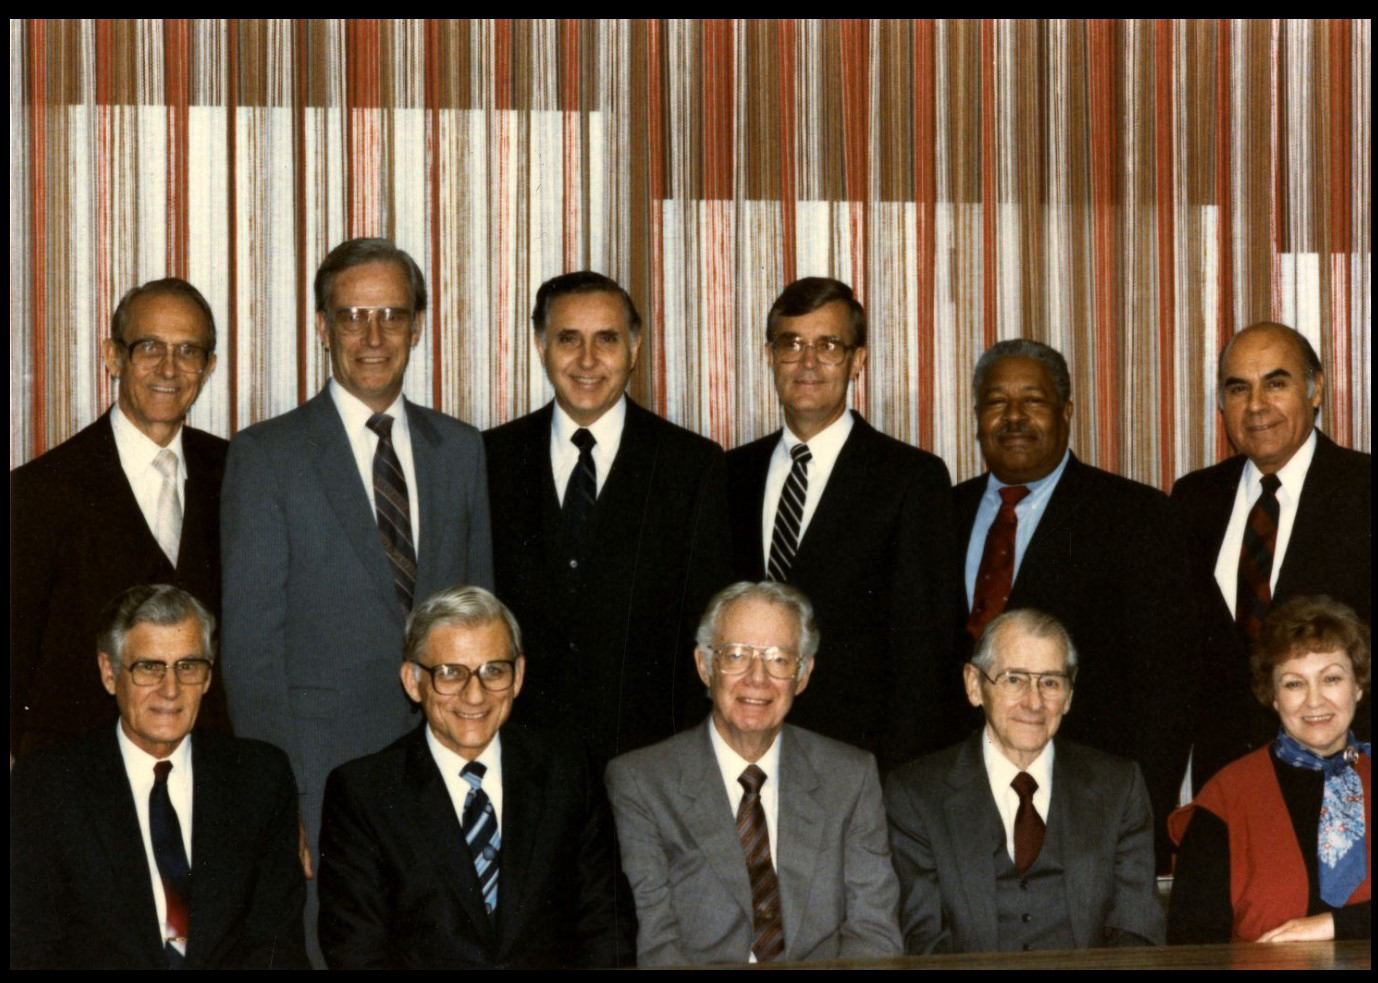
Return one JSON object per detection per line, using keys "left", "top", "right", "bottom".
{"left": 767, "top": 443, "right": 811, "bottom": 582}
{"left": 1011, "top": 771, "right": 1044, "bottom": 874}
{"left": 150, "top": 760, "right": 191, "bottom": 968}
{"left": 967, "top": 485, "right": 1030, "bottom": 639}
{"left": 461, "top": 761, "right": 501, "bottom": 920}
{"left": 366, "top": 413, "right": 418, "bottom": 613}
{"left": 1236, "top": 473, "right": 1282, "bottom": 640}
{"left": 562, "top": 427, "right": 598, "bottom": 539}
{"left": 736, "top": 764, "right": 785, "bottom": 962}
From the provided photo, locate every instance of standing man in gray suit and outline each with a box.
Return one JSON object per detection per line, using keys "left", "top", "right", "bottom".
{"left": 606, "top": 581, "right": 902, "bottom": 966}
{"left": 220, "top": 238, "right": 493, "bottom": 960}
{"left": 885, "top": 608, "right": 1164, "bottom": 954}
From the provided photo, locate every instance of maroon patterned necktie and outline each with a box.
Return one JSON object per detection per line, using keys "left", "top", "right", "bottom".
{"left": 1235, "top": 473, "right": 1281, "bottom": 640}
{"left": 1011, "top": 771, "right": 1045, "bottom": 874}
{"left": 967, "top": 485, "right": 1030, "bottom": 639}
{"left": 736, "top": 765, "right": 785, "bottom": 961}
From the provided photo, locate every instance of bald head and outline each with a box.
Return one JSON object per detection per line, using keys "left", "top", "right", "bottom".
{"left": 1216, "top": 322, "right": 1324, "bottom": 473}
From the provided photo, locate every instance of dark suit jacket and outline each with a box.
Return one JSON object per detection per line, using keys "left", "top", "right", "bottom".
{"left": 484, "top": 400, "right": 732, "bottom": 768}
{"left": 9, "top": 727, "right": 308, "bottom": 969}
{"left": 1170, "top": 431, "right": 1371, "bottom": 786}
{"left": 317, "top": 722, "right": 634, "bottom": 969}
{"left": 727, "top": 413, "right": 958, "bottom": 770}
{"left": 953, "top": 454, "right": 1197, "bottom": 864}
{"left": 10, "top": 412, "right": 229, "bottom": 753}
{"left": 884, "top": 733, "right": 1165, "bottom": 953}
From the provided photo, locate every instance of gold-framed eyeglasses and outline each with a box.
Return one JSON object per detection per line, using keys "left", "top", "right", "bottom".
{"left": 412, "top": 659, "right": 517, "bottom": 695}
{"left": 976, "top": 667, "right": 1072, "bottom": 699}
{"left": 769, "top": 334, "right": 855, "bottom": 365}
{"left": 126, "top": 658, "right": 213, "bottom": 687}
{"left": 331, "top": 307, "right": 415, "bottom": 336}
{"left": 706, "top": 644, "right": 801, "bottom": 680}
{"left": 117, "top": 338, "right": 210, "bottom": 375}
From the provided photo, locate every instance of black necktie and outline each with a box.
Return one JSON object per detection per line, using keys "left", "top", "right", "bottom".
{"left": 767, "top": 443, "right": 811, "bottom": 582}
{"left": 563, "top": 428, "right": 598, "bottom": 540}
{"left": 1236, "top": 473, "right": 1282, "bottom": 640}
{"left": 366, "top": 413, "right": 418, "bottom": 612}
{"left": 151, "top": 760, "right": 191, "bottom": 968}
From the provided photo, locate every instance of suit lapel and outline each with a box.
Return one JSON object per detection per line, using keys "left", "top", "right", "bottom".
{"left": 1274, "top": 432, "right": 1333, "bottom": 601}
{"left": 524, "top": 405, "right": 566, "bottom": 583}
{"left": 177, "top": 435, "right": 215, "bottom": 574}
{"left": 678, "top": 727, "right": 754, "bottom": 924}
{"left": 1010, "top": 454, "right": 1086, "bottom": 597}
{"left": 735, "top": 435, "right": 775, "bottom": 579}
{"left": 406, "top": 401, "right": 443, "bottom": 592}
{"left": 775, "top": 728, "right": 824, "bottom": 958}
{"left": 1193, "top": 455, "right": 1246, "bottom": 613}
{"left": 92, "top": 413, "right": 177, "bottom": 574}
{"left": 589, "top": 400, "right": 659, "bottom": 567}
{"left": 1048, "top": 742, "right": 1102, "bottom": 948}
{"left": 186, "top": 737, "right": 229, "bottom": 963}
{"left": 942, "top": 734, "right": 1004, "bottom": 953}
{"left": 792, "top": 413, "right": 868, "bottom": 573}
{"left": 493, "top": 729, "right": 543, "bottom": 952}
{"left": 305, "top": 391, "right": 398, "bottom": 608}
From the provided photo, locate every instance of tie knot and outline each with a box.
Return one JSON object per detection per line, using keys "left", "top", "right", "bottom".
{"left": 1011, "top": 771, "right": 1038, "bottom": 801}
{"left": 999, "top": 484, "right": 1030, "bottom": 508}
{"left": 790, "top": 443, "right": 812, "bottom": 465}
{"left": 572, "top": 427, "right": 596, "bottom": 453}
{"left": 153, "top": 448, "right": 179, "bottom": 479}
{"left": 739, "top": 764, "right": 767, "bottom": 796}
{"left": 1260, "top": 473, "right": 1281, "bottom": 495}
{"left": 154, "top": 760, "right": 173, "bottom": 783}
{"left": 366, "top": 412, "right": 395, "bottom": 439}
{"left": 461, "top": 760, "right": 487, "bottom": 790}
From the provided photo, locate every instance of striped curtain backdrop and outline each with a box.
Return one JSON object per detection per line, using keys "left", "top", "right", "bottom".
{"left": 10, "top": 19, "right": 1371, "bottom": 487}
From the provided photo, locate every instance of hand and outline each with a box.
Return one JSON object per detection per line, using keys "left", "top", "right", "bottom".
{"left": 297, "top": 816, "right": 315, "bottom": 876}
{"left": 1256, "top": 913, "right": 1334, "bottom": 942}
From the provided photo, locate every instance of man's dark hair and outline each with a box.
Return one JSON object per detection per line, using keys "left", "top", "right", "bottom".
{"left": 1216, "top": 321, "right": 1324, "bottom": 409}
{"left": 971, "top": 339, "right": 1072, "bottom": 405}
{"left": 530, "top": 271, "right": 641, "bottom": 339}
{"left": 765, "top": 277, "right": 867, "bottom": 348}
{"left": 110, "top": 278, "right": 217, "bottom": 354}
{"left": 314, "top": 238, "right": 427, "bottom": 315}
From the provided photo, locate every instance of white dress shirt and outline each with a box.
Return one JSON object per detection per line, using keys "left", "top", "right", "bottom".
{"left": 116, "top": 724, "right": 194, "bottom": 956}
{"left": 1212, "top": 429, "right": 1318, "bottom": 612}
{"left": 110, "top": 402, "right": 187, "bottom": 545}
{"left": 427, "top": 727, "right": 505, "bottom": 832}
{"left": 550, "top": 396, "right": 626, "bottom": 504}
{"left": 964, "top": 449, "right": 1071, "bottom": 606}
{"left": 759, "top": 409, "right": 855, "bottom": 565}
{"left": 981, "top": 728, "right": 1054, "bottom": 865}
{"left": 329, "top": 380, "right": 421, "bottom": 548}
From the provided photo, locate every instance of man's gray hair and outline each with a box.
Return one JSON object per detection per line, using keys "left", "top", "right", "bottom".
{"left": 404, "top": 585, "right": 523, "bottom": 671}
{"left": 314, "top": 237, "right": 428, "bottom": 315}
{"left": 1215, "top": 321, "right": 1323, "bottom": 408}
{"left": 971, "top": 339, "right": 1071, "bottom": 405}
{"left": 97, "top": 584, "right": 216, "bottom": 670}
{"left": 695, "top": 581, "right": 820, "bottom": 680}
{"left": 971, "top": 608, "right": 1078, "bottom": 680}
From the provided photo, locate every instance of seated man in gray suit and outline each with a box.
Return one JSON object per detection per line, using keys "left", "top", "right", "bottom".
{"left": 885, "top": 608, "right": 1164, "bottom": 954}
{"left": 606, "top": 581, "right": 902, "bottom": 965}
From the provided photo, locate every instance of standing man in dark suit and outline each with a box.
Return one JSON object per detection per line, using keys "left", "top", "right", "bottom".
{"left": 484, "top": 271, "right": 731, "bottom": 768}
{"left": 11, "top": 277, "right": 229, "bottom": 756}
{"left": 317, "top": 585, "right": 633, "bottom": 968}
{"left": 1171, "top": 321, "right": 1370, "bottom": 787}
{"left": 886, "top": 608, "right": 1164, "bottom": 953}
{"left": 10, "top": 585, "right": 307, "bottom": 969}
{"left": 726, "top": 277, "right": 956, "bottom": 769}
{"left": 220, "top": 238, "right": 493, "bottom": 956}
{"left": 952, "top": 339, "right": 1195, "bottom": 866}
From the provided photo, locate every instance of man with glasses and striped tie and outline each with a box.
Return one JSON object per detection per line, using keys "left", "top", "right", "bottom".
{"left": 317, "top": 585, "right": 632, "bottom": 969}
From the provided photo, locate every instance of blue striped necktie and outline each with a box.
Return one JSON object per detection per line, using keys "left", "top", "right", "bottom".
{"left": 461, "top": 761, "right": 501, "bottom": 919}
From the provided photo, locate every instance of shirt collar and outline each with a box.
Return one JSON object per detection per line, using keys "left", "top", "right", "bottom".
{"left": 116, "top": 718, "right": 193, "bottom": 776}
{"left": 426, "top": 725, "right": 503, "bottom": 786}
{"left": 1242, "top": 428, "right": 1317, "bottom": 496}
{"left": 782, "top": 407, "right": 854, "bottom": 458}
{"left": 981, "top": 725, "right": 1055, "bottom": 793}
{"left": 551, "top": 394, "right": 627, "bottom": 449}
{"left": 707, "top": 716, "right": 783, "bottom": 788}
{"left": 111, "top": 402, "right": 187, "bottom": 476}
{"left": 329, "top": 379, "right": 408, "bottom": 438}
{"left": 984, "top": 447, "right": 1071, "bottom": 499}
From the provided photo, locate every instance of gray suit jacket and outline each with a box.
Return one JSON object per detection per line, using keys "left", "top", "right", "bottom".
{"left": 605, "top": 721, "right": 902, "bottom": 965}
{"left": 220, "top": 388, "right": 493, "bottom": 848}
{"left": 884, "top": 733, "right": 1165, "bottom": 954}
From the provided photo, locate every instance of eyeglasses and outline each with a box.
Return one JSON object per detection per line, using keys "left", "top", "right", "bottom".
{"left": 412, "top": 659, "right": 518, "bottom": 695}
{"left": 705, "top": 644, "right": 801, "bottom": 680}
{"left": 117, "top": 338, "right": 211, "bottom": 374}
{"left": 976, "top": 667, "right": 1072, "bottom": 699}
{"left": 125, "top": 658, "right": 213, "bottom": 687}
{"left": 770, "top": 335, "right": 856, "bottom": 365}
{"left": 331, "top": 307, "right": 415, "bottom": 336}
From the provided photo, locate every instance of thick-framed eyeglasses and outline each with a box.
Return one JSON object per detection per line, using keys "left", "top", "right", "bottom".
{"left": 412, "top": 659, "right": 517, "bottom": 695}
{"left": 976, "top": 667, "right": 1072, "bottom": 699}
{"left": 117, "top": 338, "right": 211, "bottom": 375}
{"left": 705, "top": 644, "right": 801, "bottom": 680}
{"left": 769, "top": 334, "right": 856, "bottom": 365}
{"left": 125, "top": 658, "right": 213, "bottom": 687}
{"left": 331, "top": 307, "right": 415, "bottom": 336}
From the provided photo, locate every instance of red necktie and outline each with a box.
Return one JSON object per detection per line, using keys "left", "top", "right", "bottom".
{"left": 968, "top": 485, "right": 1030, "bottom": 639}
{"left": 1011, "top": 771, "right": 1045, "bottom": 874}
{"left": 1235, "top": 473, "right": 1281, "bottom": 640}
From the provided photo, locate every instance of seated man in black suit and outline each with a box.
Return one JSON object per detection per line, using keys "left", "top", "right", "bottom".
{"left": 726, "top": 277, "right": 956, "bottom": 770}
{"left": 885, "top": 609, "right": 1164, "bottom": 953}
{"left": 317, "top": 585, "right": 634, "bottom": 969}
{"left": 10, "top": 585, "right": 307, "bottom": 969}
{"left": 11, "top": 277, "right": 230, "bottom": 756}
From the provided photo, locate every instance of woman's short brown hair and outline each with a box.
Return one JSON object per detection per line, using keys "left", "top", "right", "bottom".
{"left": 1251, "top": 595, "right": 1371, "bottom": 706}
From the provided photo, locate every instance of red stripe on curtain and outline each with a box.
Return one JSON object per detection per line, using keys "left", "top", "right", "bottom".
{"left": 979, "top": 19, "right": 997, "bottom": 349}
{"left": 1153, "top": 20, "right": 1176, "bottom": 489}
{"left": 27, "top": 20, "right": 48, "bottom": 454}
{"left": 1088, "top": 19, "right": 1120, "bottom": 474}
{"left": 839, "top": 19, "right": 869, "bottom": 411}
{"left": 426, "top": 19, "right": 443, "bottom": 409}
{"left": 644, "top": 21, "right": 668, "bottom": 415}
{"left": 914, "top": 19, "right": 938, "bottom": 451}
{"left": 1327, "top": 18, "right": 1353, "bottom": 445}
{"left": 164, "top": 19, "right": 190, "bottom": 278}
{"left": 1213, "top": 19, "right": 1233, "bottom": 462}
{"left": 776, "top": 19, "right": 798, "bottom": 285}
{"left": 227, "top": 19, "right": 240, "bottom": 431}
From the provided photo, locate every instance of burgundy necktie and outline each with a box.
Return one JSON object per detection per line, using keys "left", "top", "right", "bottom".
{"left": 1011, "top": 771, "right": 1044, "bottom": 874}
{"left": 736, "top": 765, "right": 785, "bottom": 962}
{"left": 967, "top": 485, "right": 1030, "bottom": 639}
{"left": 1235, "top": 473, "right": 1281, "bottom": 640}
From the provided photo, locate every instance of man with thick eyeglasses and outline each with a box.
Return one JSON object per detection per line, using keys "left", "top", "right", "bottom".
{"left": 10, "top": 584, "right": 307, "bottom": 969}
{"left": 317, "top": 585, "right": 633, "bottom": 969}
{"left": 606, "top": 581, "right": 902, "bottom": 965}
{"left": 12, "top": 277, "right": 231, "bottom": 757}
{"left": 220, "top": 237, "right": 493, "bottom": 965}
{"left": 885, "top": 608, "right": 1163, "bottom": 954}
{"left": 726, "top": 277, "right": 957, "bottom": 771}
